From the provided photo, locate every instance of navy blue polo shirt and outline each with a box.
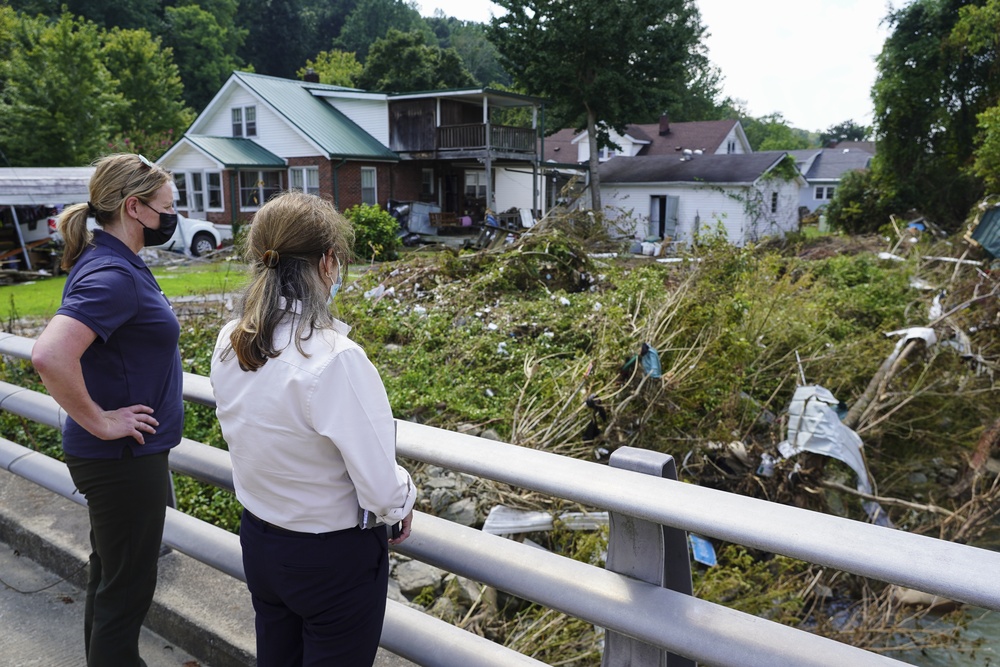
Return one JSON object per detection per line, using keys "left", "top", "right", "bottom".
{"left": 56, "top": 229, "right": 184, "bottom": 459}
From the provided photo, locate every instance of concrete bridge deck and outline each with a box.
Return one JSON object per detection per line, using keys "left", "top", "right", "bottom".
{"left": 0, "top": 466, "right": 413, "bottom": 667}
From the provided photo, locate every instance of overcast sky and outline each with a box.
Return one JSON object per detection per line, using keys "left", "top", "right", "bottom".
{"left": 416, "top": 0, "right": 896, "bottom": 132}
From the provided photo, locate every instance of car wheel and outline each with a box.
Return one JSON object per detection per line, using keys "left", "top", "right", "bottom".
{"left": 191, "top": 232, "right": 216, "bottom": 257}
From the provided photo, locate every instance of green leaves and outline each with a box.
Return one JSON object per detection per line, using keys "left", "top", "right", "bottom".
{"left": 356, "top": 29, "right": 476, "bottom": 93}
{"left": 0, "top": 11, "right": 124, "bottom": 166}
{"left": 0, "top": 8, "right": 195, "bottom": 166}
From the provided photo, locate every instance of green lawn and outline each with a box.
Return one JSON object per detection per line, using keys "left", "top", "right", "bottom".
{"left": 1, "top": 260, "right": 250, "bottom": 321}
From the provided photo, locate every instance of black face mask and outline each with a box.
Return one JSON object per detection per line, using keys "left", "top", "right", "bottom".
{"left": 138, "top": 201, "right": 179, "bottom": 246}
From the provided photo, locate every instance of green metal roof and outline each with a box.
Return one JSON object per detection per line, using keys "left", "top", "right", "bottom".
{"left": 184, "top": 136, "right": 286, "bottom": 168}
{"left": 234, "top": 72, "right": 398, "bottom": 161}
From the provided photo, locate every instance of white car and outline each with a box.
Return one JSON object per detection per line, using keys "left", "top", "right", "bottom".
{"left": 45, "top": 211, "right": 222, "bottom": 257}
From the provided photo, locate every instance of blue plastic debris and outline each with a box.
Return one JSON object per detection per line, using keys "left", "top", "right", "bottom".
{"left": 689, "top": 534, "right": 717, "bottom": 567}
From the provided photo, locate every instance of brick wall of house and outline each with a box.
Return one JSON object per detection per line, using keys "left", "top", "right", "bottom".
{"left": 390, "top": 163, "right": 424, "bottom": 203}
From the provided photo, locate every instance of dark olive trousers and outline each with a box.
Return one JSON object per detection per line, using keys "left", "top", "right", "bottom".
{"left": 66, "top": 449, "right": 170, "bottom": 667}
{"left": 240, "top": 509, "right": 389, "bottom": 667}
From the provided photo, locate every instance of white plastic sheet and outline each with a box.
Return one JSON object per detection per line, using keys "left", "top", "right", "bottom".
{"left": 778, "top": 385, "right": 892, "bottom": 527}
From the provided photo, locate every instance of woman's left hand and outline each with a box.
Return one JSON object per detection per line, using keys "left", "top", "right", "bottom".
{"left": 388, "top": 510, "right": 413, "bottom": 546}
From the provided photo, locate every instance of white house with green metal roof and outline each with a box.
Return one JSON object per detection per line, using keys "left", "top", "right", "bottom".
{"left": 158, "top": 71, "right": 547, "bottom": 232}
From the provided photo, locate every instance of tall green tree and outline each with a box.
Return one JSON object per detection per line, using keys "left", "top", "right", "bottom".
{"left": 333, "top": 0, "right": 432, "bottom": 62}
{"left": 163, "top": 3, "right": 246, "bottom": 109}
{"left": 742, "top": 112, "right": 811, "bottom": 151}
{"left": 72, "top": 0, "right": 161, "bottom": 29}
{"left": 872, "top": 0, "right": 998, "bottom": 230}
{"left": 101, "top": 26, "right": 195, "bottom": 157}
{"left": 237, "top": 0, "right": 311, "bottom": 78}
{"left": 300, "top": 0, "right": 358, "bottom": 64}
{"left": 819, "top": 119, "right": 872, "bottom": 147}
{"left": 488, "top": 0, "right": 706, "bottom": 210}
{"left": 297, "top": 50, "right": 363, "bottom": 87}
{"left": 426, "top": 15, "right": 510, "bottom": 87}
{"left": 953, "top": 1, "right": 1000, "bottom": 194}
{"left": 661, "top": 42, "right": 725, "bottom": 122}
{"left": 0, "top": 11, "right": 124, "bottom": 166}
{"left": 356, "top": 29, "right": 475, "bottom": 92}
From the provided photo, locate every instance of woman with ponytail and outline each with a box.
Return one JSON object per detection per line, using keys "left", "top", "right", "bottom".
{"left": 31, "top": 153, "right": 183, "bottom": 666}
{"left": 210, "top": 191, "right": 414, "bottom": 667}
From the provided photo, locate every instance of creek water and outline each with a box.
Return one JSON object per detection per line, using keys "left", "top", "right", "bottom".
{"left": 894, "top": 526, "right": 999, "bottom": 666}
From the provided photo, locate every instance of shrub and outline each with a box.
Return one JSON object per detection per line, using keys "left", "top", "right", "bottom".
{"left": 343, "top": 203, "right": 400, "bottom": 261}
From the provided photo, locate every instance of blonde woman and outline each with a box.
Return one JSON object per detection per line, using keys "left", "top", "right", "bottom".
{"left": 210, "top": 191, "right": 414, "bottom": 666}
{"left": 31, "top": 153, "right": 183, "bottom": 666}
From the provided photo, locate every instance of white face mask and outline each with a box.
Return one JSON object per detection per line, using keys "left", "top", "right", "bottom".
{"left": 327, "top": 256, "right": 342, "bottom": 304}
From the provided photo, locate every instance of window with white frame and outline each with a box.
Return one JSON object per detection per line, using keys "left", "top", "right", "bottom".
{"left": 361, "top": 167, "right": 377, "bottom": 205}
{"left": 207, "top": 172, "right": 222, "bottom": 209}
{"left": 189, "top": 172, "right": 204, "bottom": 211}
{"left": 598, "top": 146, "right": 617, "bottom": 161}
{"left": 771, "top": 192, "right": 779, "bottom": 213}
{"left": 232, "top": 105, "right": 257, "bottom": 137}
{"left": 727, "top": 140, "right": 737, "bottom": 154}
{"left": 421, "top": 168, "right": 434, "bottom": 196}
{"left": 173, "top": 173, "right": 188, "bottom": 208}
{"left": 174, "top": 171, "right": 223, "bottom": 212}
{"left": 240, "top": 170, "right": 282, "bottom": 209}
{"left": 814, "top": 186, "right": 836, "bottom": 200}
{"left": 245, "top": 106, "right": 257, "bottom": 136}
{"left": 290, "top": 166, "right": 320, "bottom": 194}
{"left": 231, "top": 108, "right": 243, "bottom": 137}
{"left": 464, "top": 171, "right": 486, "bottom": 198}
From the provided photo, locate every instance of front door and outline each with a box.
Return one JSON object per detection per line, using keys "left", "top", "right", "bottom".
{"left": 649, "top": 195, "right": 679, "bottom": 239}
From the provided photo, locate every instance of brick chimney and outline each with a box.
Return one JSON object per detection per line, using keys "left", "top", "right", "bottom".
{"left": 659, "top": 113, "right": 670, "bottom": 136}
{"left": 303, "top": 67, "right": 320, "bottom": 83}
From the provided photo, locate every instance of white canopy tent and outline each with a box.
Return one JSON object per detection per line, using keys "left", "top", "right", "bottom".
{"left": 0, "top": 167, "right": 95, "bottom": 270}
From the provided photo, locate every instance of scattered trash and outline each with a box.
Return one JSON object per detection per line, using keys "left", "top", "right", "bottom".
{"left": 583, "top": 394, "right": 607, "bottom": 443}
{"left": 777, "top": 385, "right": 893, "bottom": 528}
{"left": 485, "top": 388, "right": 495, "bottom": 397}
{"left": 497, "top": 342, "right": 509, "bottom": 355}
{"left": 481, "top": 505, "right": 608, "bottom": 535}
{"left": 559, "top": 296, "right": 570, "bottom": 306}
{"left": 619, "top": 343, "right": 663, "bottom": 381}
{"left": 756, "top": 452, "right": 776, "bottom": 477}
{"left": 877, "top": 252, "right": 906, "bottom": 262}
{"left": 689, "top": 534, "right": 717, "bottom": 567}
{"left": 928, "top": 291, "right": 945, "bottom": 321}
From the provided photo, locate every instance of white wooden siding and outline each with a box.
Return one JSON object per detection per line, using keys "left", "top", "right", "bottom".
{"left": 601, "top": 180, "right": 800, "bottom": 246}
{"left": 199, "top": 86, "right": 318, "bottom": 158}
{"left": 161, "top": 143, "right": 219, "bottom": 171}
{"left": 325, "top": 98, "right": 390, "bottom": 147}
{"left": 495, "top": 167, "right": 535, "bottom": 212}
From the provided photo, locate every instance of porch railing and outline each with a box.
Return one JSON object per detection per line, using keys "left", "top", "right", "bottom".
{"left": 437, "top": 124, "right": 536, "bottom": 153}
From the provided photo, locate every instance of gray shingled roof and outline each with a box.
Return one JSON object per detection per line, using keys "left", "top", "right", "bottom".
{"left": 233, "top": 72, "right": 398, "bottom": 161}
{"left": 543, "top": 119, "right": 739, "bottom": 162}
{"left": 599, "top": 152, "right": 790, "bottom": 185}
{"left": 787, "top": 148, "right": 871, "bottom": 181}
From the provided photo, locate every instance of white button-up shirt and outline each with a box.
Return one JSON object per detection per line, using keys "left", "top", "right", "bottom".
{"left": 210, "top": 307, "right": 415, "bottom": 533}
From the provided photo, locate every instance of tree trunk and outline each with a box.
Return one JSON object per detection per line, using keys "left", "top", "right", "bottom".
{"left": 842, "top": 338, "right": 919, "bottom": 431}
{"left": 586, "top": 107, "right": 602, "bottom": 211}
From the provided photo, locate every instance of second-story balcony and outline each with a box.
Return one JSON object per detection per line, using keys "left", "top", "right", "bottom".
{"left": 437, "top": 124, "right": 537, "bottom": 154}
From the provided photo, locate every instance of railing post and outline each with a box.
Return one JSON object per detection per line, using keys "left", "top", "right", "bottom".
{"left": 603, "top": 447, "right": 695, "bottom": 667}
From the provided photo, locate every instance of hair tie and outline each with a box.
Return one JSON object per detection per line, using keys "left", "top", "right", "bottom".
{"left": 87, "top": 201, "right": 98, "bottom": 216}
{"left": 262, "top": 249, "right": 280, "bottom": 268}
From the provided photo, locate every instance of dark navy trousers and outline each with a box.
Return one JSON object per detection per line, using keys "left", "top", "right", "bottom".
{"left": 240, "top": 509, "right": 389, "bottom": 667}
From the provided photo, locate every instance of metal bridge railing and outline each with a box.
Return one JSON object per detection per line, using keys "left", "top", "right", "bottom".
{"left": 3, "top": 331, "right": 999, "bottom": 666}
